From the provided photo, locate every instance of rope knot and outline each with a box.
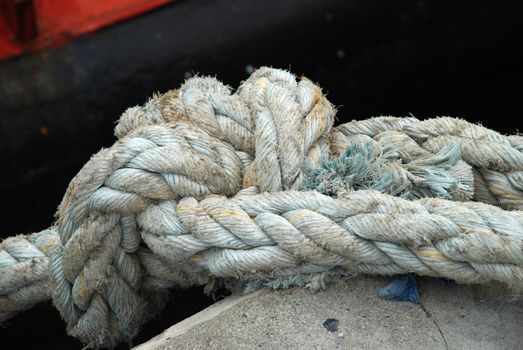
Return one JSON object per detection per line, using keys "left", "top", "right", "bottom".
{"left": 1, "top": 67, "right": 523, "bottom": 349}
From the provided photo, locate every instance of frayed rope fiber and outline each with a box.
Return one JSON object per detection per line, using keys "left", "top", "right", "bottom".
{"left": 2, "top": 67, "right": 523, "bottom": 348}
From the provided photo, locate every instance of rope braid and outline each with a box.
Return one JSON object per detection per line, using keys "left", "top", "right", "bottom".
{"left": 1, "top": 67, "right": 522, "bottom": 348}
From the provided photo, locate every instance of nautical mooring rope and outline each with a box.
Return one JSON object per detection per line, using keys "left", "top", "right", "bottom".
{"left": 1, "top": 67, "right": 522, "bottom": 348}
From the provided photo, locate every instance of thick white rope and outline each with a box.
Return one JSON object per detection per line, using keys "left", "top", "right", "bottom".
{"left": 0, "top": 229, "right": 59, "bottom": 321}
{"left": 331, "top": 117, "right": 523, "bottom": 210}
{"left": 1, "top": 67, "right": 522, "bottom": 348}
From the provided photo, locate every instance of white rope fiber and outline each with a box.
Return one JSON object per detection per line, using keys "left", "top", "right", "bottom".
{"left": 1, "top": 67, "right": 522, "bottom": 348}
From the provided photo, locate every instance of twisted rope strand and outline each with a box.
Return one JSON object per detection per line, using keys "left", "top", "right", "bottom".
{"left": 334, "top": 117, "right": 523, "bottom": 210}
{"left": 0, "top": 229, "right": 59, "bottom": 320}
{"left": 1, "top": 67, "right": 522, "bottom": 348}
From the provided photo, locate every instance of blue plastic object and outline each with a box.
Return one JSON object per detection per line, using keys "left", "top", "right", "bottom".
{"left": 378, "top": 274, "right": 420, "bottom": 304}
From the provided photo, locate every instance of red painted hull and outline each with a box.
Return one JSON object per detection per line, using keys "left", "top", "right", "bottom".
{"left": 0, "top": 0, "right": 172, "bottom": 60}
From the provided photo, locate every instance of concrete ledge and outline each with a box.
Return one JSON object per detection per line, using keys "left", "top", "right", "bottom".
{"left": 135, "top": 276, "right": 523, "bottom": 349}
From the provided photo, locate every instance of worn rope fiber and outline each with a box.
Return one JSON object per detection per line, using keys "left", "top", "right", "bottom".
{"left": 1, "top": 67, "right": 523, "bottom": 348}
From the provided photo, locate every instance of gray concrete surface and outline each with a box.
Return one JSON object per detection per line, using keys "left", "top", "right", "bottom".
{"left": 135, "top": 276, "right": 523, "bottom": 350}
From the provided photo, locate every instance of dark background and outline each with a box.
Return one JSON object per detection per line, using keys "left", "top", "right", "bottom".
{"left": 0, "top": 0, "right": 522, "bottom": 348}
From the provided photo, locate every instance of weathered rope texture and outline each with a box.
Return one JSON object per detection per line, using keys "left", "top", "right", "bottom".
{"left": 0, "top": 229, "right": 59, "bottom": 321}
{"left": 1, "top": 67, "right": 522, "bottom": 348}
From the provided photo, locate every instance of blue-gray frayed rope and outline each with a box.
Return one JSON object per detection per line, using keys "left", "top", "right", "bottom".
{"left": 304, "top": 141, "right": 473, "bottom": 201}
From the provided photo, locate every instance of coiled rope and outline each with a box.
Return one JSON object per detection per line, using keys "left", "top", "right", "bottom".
{"left": 1, "top": 67, "right": 522, "bottom": 348}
